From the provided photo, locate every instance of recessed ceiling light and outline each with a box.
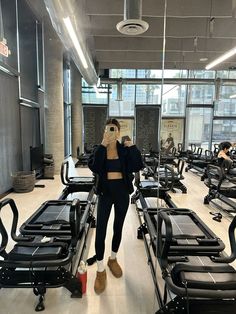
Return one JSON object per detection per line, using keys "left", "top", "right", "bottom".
{"left": 200, "top": 58, "right": 208, "bottom": 62}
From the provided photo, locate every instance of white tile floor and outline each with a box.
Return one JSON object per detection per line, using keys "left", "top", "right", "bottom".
{"left": 0, "top": 161, "right": 235, "bottom": 314}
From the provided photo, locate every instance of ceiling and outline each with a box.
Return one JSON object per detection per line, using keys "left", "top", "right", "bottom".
{"left": 28, "top": 0, "right": 236, "bottom": 72}
{"left": 84, "top": 0, "right": 236, "bottom": 71}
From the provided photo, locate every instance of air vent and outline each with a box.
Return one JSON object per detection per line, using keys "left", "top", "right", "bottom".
{"left": 116, "top": 0, "right": 149, "bottom": 36}
{"left": 116, "top": 19, "right": 149, "bottom": 35}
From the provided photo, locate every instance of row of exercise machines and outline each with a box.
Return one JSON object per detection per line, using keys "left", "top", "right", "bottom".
{"left": 146, "top": 142, "right": 236, "bottom": 215}
{"left": 179, "top": 143, "right": 236, "bottom": 215}
{"left": 0, "top": 161, "right": 96, "bottom": 311}
{"left": 131, "top": 161, "right": 236, "bottom": 313}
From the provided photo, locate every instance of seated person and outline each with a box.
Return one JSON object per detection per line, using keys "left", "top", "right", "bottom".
{"left": 218, "top": 141, "right": 236, "bottom": 175}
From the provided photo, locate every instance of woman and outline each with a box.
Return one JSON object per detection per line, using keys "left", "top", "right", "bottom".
{"left": 88, "top": 118, "right": 143, "bottom": 294}
{"left": 217, "top": 141, "right": 236, "bottom": 175}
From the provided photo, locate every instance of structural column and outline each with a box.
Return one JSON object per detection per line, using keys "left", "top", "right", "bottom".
{"left": 71, "top": 62, "right": 83, "bottom": 157}
{"left": 44, "top": 27, "right": 64, "bottom": 173}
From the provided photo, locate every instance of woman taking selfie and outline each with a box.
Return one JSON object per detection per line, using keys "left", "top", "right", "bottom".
{"left": 88, "top": 118, "right": 143, "bottom": 294}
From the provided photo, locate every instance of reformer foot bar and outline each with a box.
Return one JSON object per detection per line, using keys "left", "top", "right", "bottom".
{"left": 0, "top": 195, "right": 95, "bottom": 312}
{"left": 139, "top": 203, "right": 236, "bottom": 313}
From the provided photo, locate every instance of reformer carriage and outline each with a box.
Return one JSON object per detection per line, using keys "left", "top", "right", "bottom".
{"left": 137, "top": 193, "right": 236, "bottom": 313}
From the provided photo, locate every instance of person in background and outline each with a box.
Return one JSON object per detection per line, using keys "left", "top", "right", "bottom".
{"left": 217, "top": 141, "right": 236, "bottom": 175}
{"left": 88, "top": 118, "right": 143, "bottom": 294}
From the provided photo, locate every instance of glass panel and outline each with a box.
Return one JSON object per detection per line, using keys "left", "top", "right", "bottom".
{"left": 186, "top": 107, "right": 212, "bottom": 150}
{"left": 109, "top": 84, "right": 135, "bottom": 116}
{"left": 216, "top": 70, "right": 236, "bottom": 79}
{"left": 229, "top": 71, "right": 236, "bottom": 79}
{"left": 216, "top": 70, "right": 229, "bottom": 79}
{"left": 212, "top": 120, "right": 236, "bottom": 147}
{"left": 136, "top": 85, "right": 160, "bottom": 104}
{"left": 188, "top": 70, "right": 215, "bottom": 79}
{"left": 82, "top": 79, "right": 108, "bottom": 104}
{"left": 162, "top": 85, "right": 186, "bottom": 116}
{"left": 109, "top": 69, "right": 136, "bottom": 78}
{"left": 188, "top": 85, "right": 214, "bottom": 104}
{"left": 214, "top": 86, "right": 236, "bottom": 116}
{"left": 137, "top": 69, "right": 187, "bottom": 78}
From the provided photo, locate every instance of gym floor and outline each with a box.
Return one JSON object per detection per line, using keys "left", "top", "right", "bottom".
{"left": 0, "top": 159, "right": 235, "bottom": 314}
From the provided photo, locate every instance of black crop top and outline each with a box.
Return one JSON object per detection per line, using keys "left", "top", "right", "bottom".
{"left": 106, "top": 158, "right": 122, "bottom": 172}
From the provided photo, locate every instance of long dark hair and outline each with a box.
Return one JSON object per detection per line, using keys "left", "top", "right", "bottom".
{"left": 219, "top": 141, "right": 231, "bottom": 150}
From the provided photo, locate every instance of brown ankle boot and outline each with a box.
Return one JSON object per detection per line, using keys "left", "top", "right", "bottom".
{"left": 94, "top": 270, "right": 107, "bottom": 294}
{"left": 107, "top": 258, "right": 122, "bottom": 278}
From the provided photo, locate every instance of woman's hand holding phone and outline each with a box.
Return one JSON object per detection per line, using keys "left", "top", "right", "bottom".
{"left": 122, "top": 135, "right": 134, "bottom": 147}
{"left": 101, "top": 127, "right": 117, "bottom": 147}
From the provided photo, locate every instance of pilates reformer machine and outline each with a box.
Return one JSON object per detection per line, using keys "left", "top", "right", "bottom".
{"left": 0, "top": 183, "right": 96, "bottom": 311}
{"left": 131, "top": 164, "right": 177, "bottom": 209}
{"left": 203, "top": 164, "right": 236, "bottom": 215}
{"left": 59, "top": 160, "right": 95, "bottom": 199}
{"left": 147, "top": 147, "right": 178, "bottom": 167}
{"left": 137, "top": 194, "right": 236, "bottom": 313}
{"left": 142, "top": 157, "right": 187, "bottom": 194}
{"left": 185, "top": 148, "right": 217, "bottom": 180}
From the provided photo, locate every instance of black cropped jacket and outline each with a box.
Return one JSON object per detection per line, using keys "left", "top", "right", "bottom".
{"left": 88, "top": 141, "right": 144, "bottom": 195}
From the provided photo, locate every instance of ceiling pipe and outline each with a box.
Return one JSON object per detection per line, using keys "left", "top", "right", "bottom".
{"left": 44, "top": 0, "right": 98, "bottom": 86}
{"left": 100, "top": 77, "right": 236, "bottom": 86}
{"left": 116, "top": 0, "right": 149, "bottom": 36}
{"left": 116, "top": 79, "right": 123, "bottom": 101}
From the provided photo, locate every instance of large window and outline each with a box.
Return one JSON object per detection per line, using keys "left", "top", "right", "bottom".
{"left": 81, "top": 69, "right": 236, "bottom": 149}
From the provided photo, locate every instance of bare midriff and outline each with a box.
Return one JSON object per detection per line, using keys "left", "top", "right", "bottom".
{"left": 107, "top": 172, "right": 123, "bottom": 180}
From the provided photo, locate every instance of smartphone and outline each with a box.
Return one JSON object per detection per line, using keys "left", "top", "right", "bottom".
{"left": 105, "top": 126, "right": 117, "bottom": 141}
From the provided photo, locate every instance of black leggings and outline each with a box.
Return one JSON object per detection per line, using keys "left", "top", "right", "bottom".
{"left": 95, "top": 179, "right": 129, "bottom": 261}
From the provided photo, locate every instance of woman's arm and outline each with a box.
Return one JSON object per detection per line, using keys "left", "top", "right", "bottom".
{"left": 88, "top": 145, "right": 106, "bottom": 174}
{"left": 218, "top": 150, "right": 231, "bottom": 160}
{"left": 125, "top": 145, "right": 144, "bottom": 172}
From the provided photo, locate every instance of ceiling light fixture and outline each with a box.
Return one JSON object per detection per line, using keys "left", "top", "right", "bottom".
{"left": 63, "top": 17, "right": 88, "bottom": 69}
{"left": 205, "top": 46, "right": 236, "bottom": 70}
{"left": 230, "top": 94, "right": 236, "bottom": 99}
{"left": 200, "top": 57, "right": 208, "bottom": 62}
